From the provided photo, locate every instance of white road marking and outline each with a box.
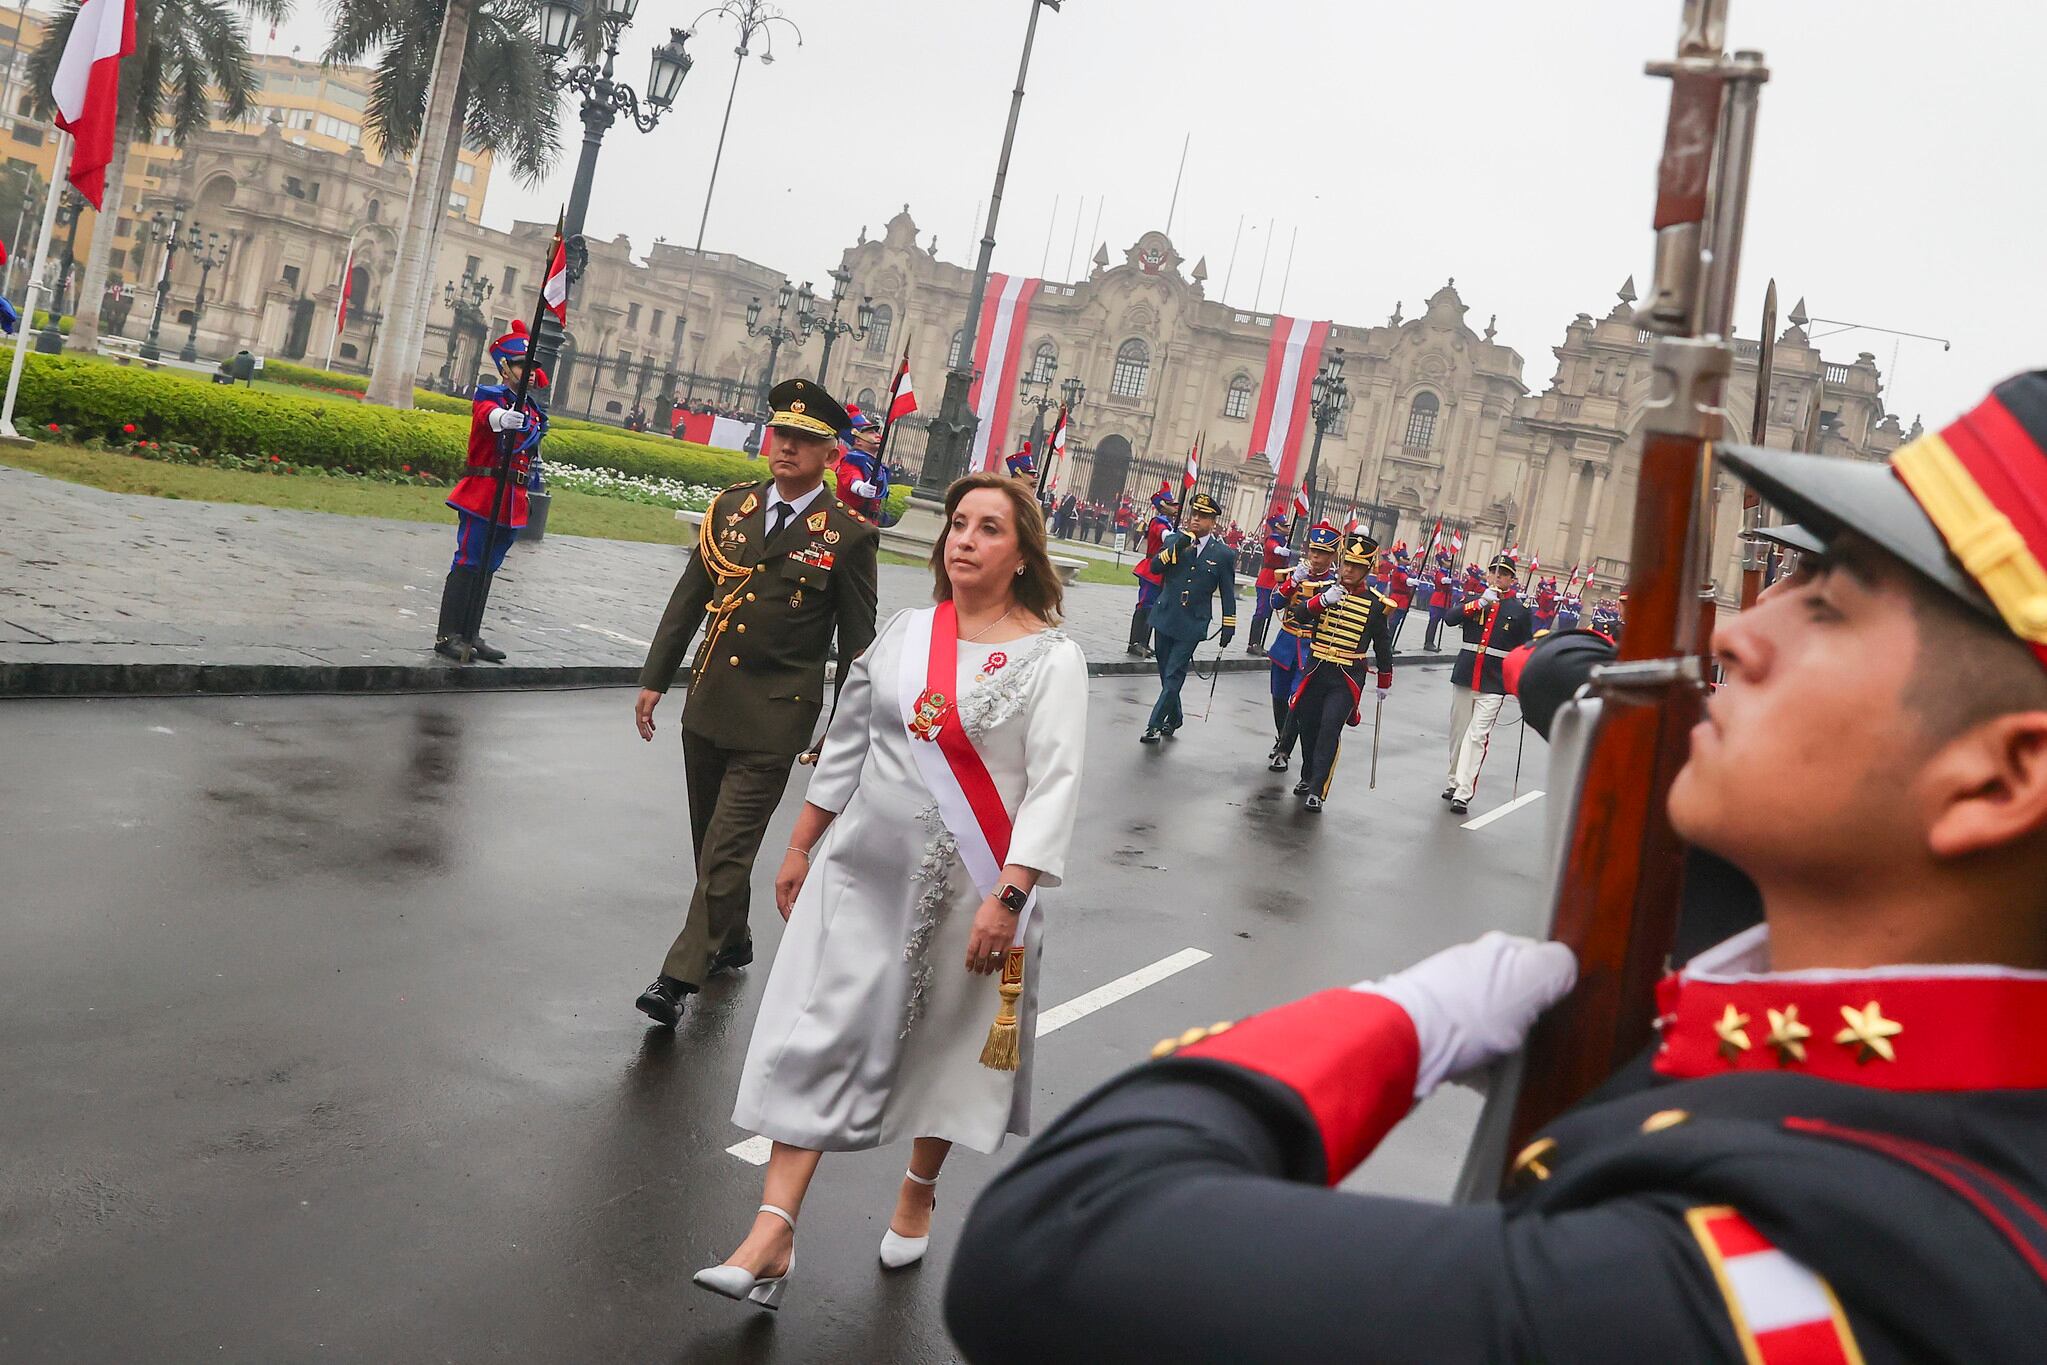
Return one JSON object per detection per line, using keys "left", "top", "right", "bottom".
{"left": 724, "top": 946, "right": 1214, "bottom": 1165}
{"left": 1463, "top": 789, "right": 1546, "bottom": 831}
{"left": 576, "top": 623, "right": 652, "bottom": 649}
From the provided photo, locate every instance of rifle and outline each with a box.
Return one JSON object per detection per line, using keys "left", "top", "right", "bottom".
{"left": 1737, "top": 280, "right": 1778, "bottom": 607}
{"left": 1456, "top": 0, "right": 1769, "bottom": 1196}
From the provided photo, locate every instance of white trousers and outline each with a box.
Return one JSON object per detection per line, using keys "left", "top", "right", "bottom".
{"left": 1447, "top": 686, "right": 1505, "bottom": 801}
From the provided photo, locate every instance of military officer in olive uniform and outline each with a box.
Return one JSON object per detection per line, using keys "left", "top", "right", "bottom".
{"left": 632, "top": 378, "right": 880, "bottom": 1026}
{"left": 1139, "top": 490, "right": 1239, "bottom": 744}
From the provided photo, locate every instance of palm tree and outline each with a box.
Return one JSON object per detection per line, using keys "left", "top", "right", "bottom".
{"left": 28, "top": 0, "right": 289, "bottom": 354}
{"left": 336, "top": 0, "right": 557, "bottom": 408}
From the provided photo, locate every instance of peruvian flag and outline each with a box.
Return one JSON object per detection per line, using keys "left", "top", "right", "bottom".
{"left": 1247, "top": 315, "right": 1332, "bottom": 487}
{"left": 1045, "top": 403, "right": 1069, "bottom": 490}
{"left": 966, "top": 272, "right": 1041, "bottom": 472}
{"left": 1344, "top": 506, "right": 1362, "bottom": 534}
{"left": 1291, "top": 486, "right": 1310, "bottom": 520}
{"left": 335, "top": 246, "right": 354, "bottom": 333}
{"left": 1181, "top": 432, "right": 1201, "bottom": 493}
{"left": 50, "top": 0, "right": 135, "bottom": 208}
{"left": 541, "top": 232, "right": 569, "bottom": 322}
{"left": 887, "top": 353, "right": 917, "bottom": 424}
{"left": 1450, "top": 529, "right": 1465, "bottom": 554}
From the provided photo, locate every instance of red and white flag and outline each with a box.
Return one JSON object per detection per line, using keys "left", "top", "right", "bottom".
{"left": 1181, "top": 432, "right": 1201, "bottom": 493}
{"left": 335, "top": 247, "right": 354, "bottom": 334}
{"left": 967, "top": 272, "right": 1041, "bottom": 472}
{"left": 1045, "top": 403, "right": 1069, "bottom": 490}
{"left": 1344, "top": 506, "right": 1362, "bottom": 534}
{"left": 1291, "top": 486, "right": 1310, "bottom": 520}
{"left": 49, "top": 0, "right": 135, "bottom": 208}
{"left": 1450, "top": 529, "right": 1465, "bottom": 554}
{"left": 1247, "top": 315, "right": 1332, "bottom": 487}
{"left": 541, "top": 233, "right": 569, "bottom": 322}
{"left": 887, "top": 354, "right": 917, "bottom": 424}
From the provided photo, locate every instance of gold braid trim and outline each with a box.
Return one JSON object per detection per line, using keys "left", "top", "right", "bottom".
{"left": 690, "top": 487, "right": 765, "bottom": 681}
{"left": 1892, "top": 431, "right": 2047, "bottom": 642}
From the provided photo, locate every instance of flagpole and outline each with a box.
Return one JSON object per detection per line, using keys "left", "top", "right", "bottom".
{"left": 325, "top": 223, "right": 367, "bottom": 372}
{"left": 876, "top": 332, "right": 912, "bottom": 469}
{"left": 458, "top": 212, "right": 563, "bottom": 656}
{"left": 0, "top": 131, "right": 73, "bottom": 440}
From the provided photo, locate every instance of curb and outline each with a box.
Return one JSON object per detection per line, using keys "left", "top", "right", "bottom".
{"left": 0, "top": 652, "right": 1459, "bottom": 700}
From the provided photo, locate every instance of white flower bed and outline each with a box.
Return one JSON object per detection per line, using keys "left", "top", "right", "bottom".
{"left": 546, "top": 464, "right": 725, "bottom": 511}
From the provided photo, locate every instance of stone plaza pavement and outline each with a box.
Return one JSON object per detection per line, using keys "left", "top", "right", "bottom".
{"left": 0, "top": 466, "right": 1449, "bottom": 694}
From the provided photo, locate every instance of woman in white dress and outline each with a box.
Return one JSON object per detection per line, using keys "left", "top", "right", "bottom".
{"left": 694, "top": 472, "right": 1088, "bottom": 1310}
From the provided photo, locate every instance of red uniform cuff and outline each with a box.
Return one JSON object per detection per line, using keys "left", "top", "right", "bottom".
{"left": 1178, "top": 989, "right": 1419, "bottom": 1184}
{"left": 1376, "top": 670, "right": 1392, "bottom": 690}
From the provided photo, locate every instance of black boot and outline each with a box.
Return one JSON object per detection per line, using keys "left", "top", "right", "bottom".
{"left": 434, "top": 570, "right": 469, "bottom": 661}
{"left": 635, "top": 975, "right": 697, "bottom": 1027}
{"left": 1126, "top": 605, "right": 1152, "bottom": 657}
{"left": 469, "top": 635, "right": 507, "bottom": 664}
{"left": 1246, "top": 614, "right": 1270, "bottom": 656}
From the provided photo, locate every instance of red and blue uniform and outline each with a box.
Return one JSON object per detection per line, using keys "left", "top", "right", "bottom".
{"left": 835, "top": 404, "right": 887, "bottom": 523}
{"left": 447, "top": 388, "right": 546, "bottom": 572}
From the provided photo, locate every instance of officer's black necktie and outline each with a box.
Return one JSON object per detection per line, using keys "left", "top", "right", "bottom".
{"left": 769, "top": 502, "right": 792, "bottom": 541}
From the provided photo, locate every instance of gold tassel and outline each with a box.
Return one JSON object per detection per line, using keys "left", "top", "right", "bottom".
{"left": 979, "top": 946, "right": 1027, "bottom": 1071}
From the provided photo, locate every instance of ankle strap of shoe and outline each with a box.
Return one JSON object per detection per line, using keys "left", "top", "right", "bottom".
{"left": 902, "top": 1169, "right": 939, "bottom": 1187}
{"left": 758, "top": 1203, "right": 797, "bottom": 1230}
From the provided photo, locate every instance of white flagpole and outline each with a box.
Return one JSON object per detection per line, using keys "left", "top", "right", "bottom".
{"left": 1, "top": 130, "right": 73, "bottom": 440}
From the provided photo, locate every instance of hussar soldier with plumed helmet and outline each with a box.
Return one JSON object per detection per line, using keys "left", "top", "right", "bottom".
{"left": 1264, "top": 520, "right": 1342, "bottom": 772}
{"left": 1281, "top": 528, "right": 1395, "bottom": 811}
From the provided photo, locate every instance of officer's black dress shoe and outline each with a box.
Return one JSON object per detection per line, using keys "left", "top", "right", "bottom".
{"left": 434, "top": 637, "right": 466, "bottom": 662}
{"left": 1292, "top": 779, "right": 1310, "bottom": 796}
{"left": 468, "top": 637, "right": 507, "bottom": 664}
{"left": 635, "top": 975, "right": 696, "bottom": 1026}
{"left": 1125, "top": 643, "right": 1147, "bottom": 657}
{"left": 1450, "top": 797, "right": 1470, "bottom": 815}
{"left": 1304, "top": 794, "right": 1324, "bottom": 813}
{"left": 709, "top": 941, "right": 755, "bottom": 977}
{"left": 1440, "top": 786, "right": 1456, "bottom": 801}
{"left": 1267, "top": 749, "right": 1289, "bottom": 773}
{"left": 1140, "top": 727, "right": 1162, "bottom": 744}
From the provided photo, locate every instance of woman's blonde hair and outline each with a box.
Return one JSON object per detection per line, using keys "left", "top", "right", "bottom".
{"left": 930, "top": 472, "right": 1065, "bottom": 624}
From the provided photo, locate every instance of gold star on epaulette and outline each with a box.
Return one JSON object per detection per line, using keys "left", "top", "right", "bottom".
{"left": 1713, "top": 1004, "right": 1752, "bottom": 1061}
{"left": 1834, "top": 1001, "right": 1901, "bottom": 1063}
{"left": 1765, "top": 1005, "right": 1812, "bottom": 1064}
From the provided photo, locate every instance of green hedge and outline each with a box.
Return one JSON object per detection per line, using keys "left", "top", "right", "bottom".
{"left": 27, "top": 311, "right": 73, "bottom": 334}
{"left": 260, "top": 358, "right": 369, "bottom": 393}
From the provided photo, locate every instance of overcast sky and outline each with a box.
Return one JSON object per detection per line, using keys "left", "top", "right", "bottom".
{"left": 262, "top": 0, "right": 2042, "bottom": 423}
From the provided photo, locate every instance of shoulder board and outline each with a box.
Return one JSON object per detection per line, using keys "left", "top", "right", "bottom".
{"left": 831, "top": 497, "right": 872, "bottom": 527}
{"left": 723, "top": 478, "right": 760, "bottom": 493}
{"left": 472, "top": 383, "right": 513, "bottom": 402}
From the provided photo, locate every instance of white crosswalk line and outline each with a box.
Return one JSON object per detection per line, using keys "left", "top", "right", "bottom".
{"left": 1463, "top": 789, "right": 1546, "bottom": 831}
{"left": 575, "top": 623, "right": 652, "bottom": 648}
{"left": 725, "top": 947, "right": 1214, "bottom": 1164}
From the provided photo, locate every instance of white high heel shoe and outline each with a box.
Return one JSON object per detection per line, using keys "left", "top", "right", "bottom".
{"left": 879, "top": 1169, "right": 939, "bottom": 1269}
{"left": 693, "top": 1204, "right": 797, "bottom": 1310}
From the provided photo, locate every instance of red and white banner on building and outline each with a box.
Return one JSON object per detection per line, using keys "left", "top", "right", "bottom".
{"left": 967, "top": 273, "right": 1041, "bottom": 473}
{"left": 1248, "top": 315, "right": 1332, "bottom": 490}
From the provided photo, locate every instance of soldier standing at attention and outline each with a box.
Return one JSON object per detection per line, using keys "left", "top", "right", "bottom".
{"left": 1245, "top": 508, "right": 1296, "bottom": 656}
{"left": 834, "top": 404, "right": 888, "bottom": 525}
{"left": 1264, "top": 522, "right": 1340, "bottom": 773}
{"left": 1284, "top": 531, "right": 1394, "bottom": 811}
{"left": 631, "top": 378, "right": 880, "bottom": 1027}
{"left": 1126, "top": 483, "right": 1177, "bottom": 658}
{"left": 1444, "top": 552, "right": 1535, "bottom": 814}
{"left": 947, "top": 370, "right": 2047, "bottom": 1365}
{"left": 1139, "top": 491, "right": 1238, "bottom": 745}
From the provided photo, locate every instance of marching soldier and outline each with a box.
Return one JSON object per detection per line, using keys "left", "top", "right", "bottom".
{"left": 1138, "top": 491, "right": 1238, "bottom": 744}
{"left": 1444, "top": 551, "right": 1535, "bottom": 814}
{"left": 948, "top": 368, "right": 2047, "bottom": 1365}
{"left": 1245, "top": 508, "right": 1296, "bottom": 656}
{"left": 434, "top": 320, "right": 549, "bottom": 664}
{"left": 631, "top": 378, "right": 880, "bottom": 1026}
{"left": 1283, "top": 531, "right": 1394, "bottom": 811}
{"left": 1264, "top": 521, "right": 1341, "bottom": 772}
{"left": 1126, "top": 483, "right": 1178, "bottom": 657}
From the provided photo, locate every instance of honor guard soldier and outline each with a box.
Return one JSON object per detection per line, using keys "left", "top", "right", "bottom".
{"left": 835, "top": 403, "right": 888, "bottom": 524}
{"left": 1264, "top": 521, "right": 1341, "bottom": 772}
{"left": 435, "top": 320, "right": 549, "bottom": 663}
{"left": 1246, "top": 508, "right": 1297, "bottom": 656}
{"left": 1126, "top": 483, "right": 1178, "bottom": 657}
{"left": 1138, "top": 490, "right": 1238, "bottom": 744}
{"left": 1005, "top": 439, "right": 1037, "bottom": 483}
{"left": 1444, "top": 551, "right": 1535, "bottom": 813}
{"left": 1283, "top": 530, "right": 1393, "bottom": 811}
{"left": 950, "top": 368, "right": 2047, "bottom": 1365}
{"left": 631, "top": 377, "right": 880, "bottom": 1026}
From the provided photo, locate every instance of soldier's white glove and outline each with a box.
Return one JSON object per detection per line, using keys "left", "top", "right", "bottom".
{"left": 1288, "top": 563, "right": 1310, "bottom": 583}
{"left": 1355, "top": 931, "right": 1577, "bottom": 1098}
{"left": 489, "top": 407, "right": 528, "bottom": 432}
{"left": 1480, "top": 586, "right": 1502, "bottom": 605}
{"left": 848, "top": 479, "right": 879, "bottom": 499}
{"left": 1318, "top": 584, "right": 1348, "bottom": 607}
{"left": 1275, "top": 546, "right": 1296, "bottom": 562}
{"left": 1376, "top": 686, "right": 1391, "bottom": 703}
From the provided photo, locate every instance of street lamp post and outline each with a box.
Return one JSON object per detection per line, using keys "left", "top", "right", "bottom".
{"left": 438, "top": 267, "right": 494, "bottom": 393}
{"left": 140, "top": 204, "right": 188, "bottom": 362}
{"left": 803, "top": 266, "right": 873, "bottom": 387}
{"left": 1298, "top": 347, "right": 1348, "bottom": 539}
{"left": 33, "top": 190, "right": 80, "bottom": 354}
{"left": 178, "top": 229, "right": 233, "bottom": 365}
{"left": 744, "top": 278, "right": 808, "bottom": 411}
{"left": 532, "top": 0, "right": 693, "bottom": 388}
{"left": 916, "top": 0, "right": 1064, "bottom": 498}
{"left": 1016, "top": 355, "right": 1061, "bottom": 466}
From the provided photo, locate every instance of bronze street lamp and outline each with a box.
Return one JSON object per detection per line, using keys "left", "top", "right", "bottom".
{"left": 140, "top": 203, "right": 188, "bottom": 362}
{"left": 177, "top": 228, "right": 234, "bottom": 365}
{"left": 438, "top": 267, "right": 495, "bottom": 393}
{"left": 1297, "top": 347, "right": 1348, "bottom": 538}
{"left": 801, "top": 266, "right": 873, "bottom": 386}
{"left": 32, "top": 190, "right": 81, "bottom": 354}
{"left": 744, "top": 278, "right": 808, "bottom": 411}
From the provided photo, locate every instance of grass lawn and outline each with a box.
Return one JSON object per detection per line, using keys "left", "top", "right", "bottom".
{"left": 0, "top": 443, "right": 694, "bottom": 545}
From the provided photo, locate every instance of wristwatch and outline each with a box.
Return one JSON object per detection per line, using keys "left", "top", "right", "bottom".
{"left": 997, "top": 882, "right": 1030, "bottom": 914}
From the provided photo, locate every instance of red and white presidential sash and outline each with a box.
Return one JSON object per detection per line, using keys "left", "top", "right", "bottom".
{"left": 897, "top": 603, "right": 1037, "bottom": 938}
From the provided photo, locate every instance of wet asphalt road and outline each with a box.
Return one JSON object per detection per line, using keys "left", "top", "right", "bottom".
{"left": 0, "top": 666, "right": 1550, "bottom": 1364}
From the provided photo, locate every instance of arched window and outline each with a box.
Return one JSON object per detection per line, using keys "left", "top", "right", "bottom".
{"left": 1403, "top": 391, "right": 1440, "bottom": 448}
{"left": 1029, "top": 341, "right": 1057, "bottom": 384}
{"left": 947, "top": 328, "right": 964, "bottom": 369}
{"left": 865, "top": 304, "right": 893, "bottom": 356}
{"left": 366, "top": 198, "right": 381, "bottom": 223}
{"left": 1223, "top": 374, "right": 1253, "bottom": 420}
{"left": 856, "top": 387, "right": 878, "bottom": 411}
{"left": 1110, "top": 339, "right": 1150, "bottom": 398}
{"left": 614, "top": 350, "right": 632, "bottom": 383}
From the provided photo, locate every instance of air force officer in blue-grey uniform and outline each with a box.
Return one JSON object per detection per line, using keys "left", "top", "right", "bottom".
{"left": 1138, "top": 490, "right": 1239, "bottom": 743}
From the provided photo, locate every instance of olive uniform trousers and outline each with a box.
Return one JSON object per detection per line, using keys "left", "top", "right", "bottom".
{"left": 659, "top": 735, "right": 797, "bottom": 987}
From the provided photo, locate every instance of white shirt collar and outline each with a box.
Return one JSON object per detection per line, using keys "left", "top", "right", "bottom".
{"left": 766, "top": 482, "right": 825, "bottom": 522}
